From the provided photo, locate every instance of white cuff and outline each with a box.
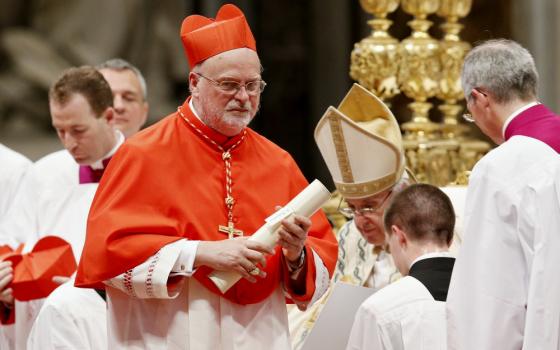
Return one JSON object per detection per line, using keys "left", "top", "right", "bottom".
{"left": 104, "top": 239, "right": 197, "bottom": 299}
{"left": 308, "top": 250, "right": 330, "bottom": 305}
{"left": 171, "top": 240, "right": 199, "bottom": 277}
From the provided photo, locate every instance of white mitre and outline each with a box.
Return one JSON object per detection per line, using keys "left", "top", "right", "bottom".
{"left": 314, "top": 83, "right": 405, "bottom": 199}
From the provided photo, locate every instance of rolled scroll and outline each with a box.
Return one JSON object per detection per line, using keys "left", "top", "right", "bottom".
{"left": 209, "top": 179, "right": 331, "bottom": 293}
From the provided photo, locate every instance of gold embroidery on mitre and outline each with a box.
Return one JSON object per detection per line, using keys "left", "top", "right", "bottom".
{"left": 338, "top": 84, "right": 388, "bottom": 123}
{"left": 327, "top": 113, "right": 354, "bottom": 183}
{"left": 338, "top": 84, "right": 404, "bottom": 158}
{"left": 335, "top": 172, "right": 398, "bottom": 198}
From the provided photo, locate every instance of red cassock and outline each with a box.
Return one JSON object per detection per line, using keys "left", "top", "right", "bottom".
{"left": 75, "top": 98, "right": 338, "bottom": 305}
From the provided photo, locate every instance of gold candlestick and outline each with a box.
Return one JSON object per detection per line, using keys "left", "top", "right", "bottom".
{"left": 349, "top": 0, "right": 490, "bottom": 186}
{"left": 454, "top": 140, "right": 491, "bottom": 185}
{"left": 398, "top": 0, "right": 441, "bottom": 139}
{"left": 350, "top": 0, "right": 401, "bottom": 102}
{"left": 436, "top": 0, "right": 472, "bottom": 139}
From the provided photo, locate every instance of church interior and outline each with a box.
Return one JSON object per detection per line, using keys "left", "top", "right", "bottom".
{"left": 3, "top": 0, "right": 558, "bottom": 188}
{"left": 2, "top": 1, "right": 560, "bottom": 349}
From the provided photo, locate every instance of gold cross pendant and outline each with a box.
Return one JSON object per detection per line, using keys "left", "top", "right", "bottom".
{"left": 218, "top": 221, "right": 244, "bottom": 239}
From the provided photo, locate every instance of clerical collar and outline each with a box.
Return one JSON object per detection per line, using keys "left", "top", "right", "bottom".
{"left": 189, "top": 98, "right": 204, "bottom": 123}
{"left": 89, "top": 130, "right": 125, "bottom": 170}
{"left": 184, "top": 98, "right": 245, "bottom": 148}
{"left": 410, "top": 251, "right": 453, "bottom": 269}
{"left": 501, "top": 101, "right": 540, "bottom": 140}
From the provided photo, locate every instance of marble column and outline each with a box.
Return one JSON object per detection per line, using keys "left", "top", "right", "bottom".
{"left": 512, "top": 0, "right": 560, "bottom": 111}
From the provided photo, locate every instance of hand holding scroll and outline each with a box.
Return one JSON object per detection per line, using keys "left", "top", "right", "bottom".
{"left": 208, "top": 179, "right": 331, "bottom": 293}
{"left": 277, "top": 210, "right": 311, "bottom": 263}
{"left": 196, "top": 238, "right": 273, "bottom": 283}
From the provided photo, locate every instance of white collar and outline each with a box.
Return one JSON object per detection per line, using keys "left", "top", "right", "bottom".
{"left": 90, "top": 129, "right": 124, "bottom": 169}
{"left": 410, "top": 251, "right": 453, "bottom": 269}
{"left": 501, "top": 101, "right": 540, "bottom": 139}
{"left": 189, "top": 98, "right": 204, "bottom": 123}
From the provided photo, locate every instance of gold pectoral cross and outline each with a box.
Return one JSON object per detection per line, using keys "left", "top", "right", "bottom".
{"left": 219, "top": 221, "right": 244, "bottom": 239}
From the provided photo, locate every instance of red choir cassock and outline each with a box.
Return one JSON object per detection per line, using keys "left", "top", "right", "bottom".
{"left": 75, "top": 98, "right": 338, "bottom": 305}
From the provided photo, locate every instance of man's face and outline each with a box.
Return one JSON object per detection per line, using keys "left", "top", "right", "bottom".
{"left": 99, "top": 68, "right": 148, "bottom": 138}
{"left": 345, "top": 189, "right": 392, "bottom": 246}
{"left": 50, "top": 93, "right": 114, "bottom": 165}
{"left": 465, "top": 88, "right": 504, "bottom": 144}
{"left": 191, "top": 48, "right": 262, "bottom": 137}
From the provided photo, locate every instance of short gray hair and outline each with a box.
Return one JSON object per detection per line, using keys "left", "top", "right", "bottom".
{"left": 96, "top": 58, "right": 147, "bottom": 100}
{"left": 461, "top": 39, "right": 538, "bottom": 104}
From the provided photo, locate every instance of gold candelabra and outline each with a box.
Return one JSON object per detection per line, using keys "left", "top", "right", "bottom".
{"left": 398, "top": 0, "right": 442, "bottom": 140}
{"left": 437, "top": 0, "right": 472, "bottom": 139}
{"left": 348, "top": 0, "right": 492, "bottom": 187}
{"left": 350, "top": 0, "right": 401, "bottom": 102}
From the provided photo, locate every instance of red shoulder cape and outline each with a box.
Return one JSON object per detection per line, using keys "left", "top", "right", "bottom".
{"left": 75, "top": 99, "right": 337, "bottom": 304}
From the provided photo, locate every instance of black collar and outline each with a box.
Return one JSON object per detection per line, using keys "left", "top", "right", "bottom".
{"left": 408, "top": 257, "right": 455, "bottom": 301}
{"left": 95, "top": 288, "right": 107, "bottom": 302}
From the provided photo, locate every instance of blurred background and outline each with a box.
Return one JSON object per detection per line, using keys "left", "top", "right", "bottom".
{"left": 0, "top": 0, "right": 559, "bottom": 188}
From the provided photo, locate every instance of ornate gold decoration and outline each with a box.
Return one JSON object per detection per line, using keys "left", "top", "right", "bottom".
{"left": 336, "top": 172, "right": 400, "bottom": 199}
{"left": 454, "top": 140, "right": 491, "bottom": 184}
{"left": 327, "top": 113, "right": 355, "bottom": 183}
{"left": 436, "top": 0, "right": 472, "bottom": 139}
{"left": 350, "top": 0, "right": 401, "bottom": 101}
{"left": 349, "top": 0, "right": 492, "bottom": 187}
{"left": 398, "top": 0, "right": 442, "bottom": 139}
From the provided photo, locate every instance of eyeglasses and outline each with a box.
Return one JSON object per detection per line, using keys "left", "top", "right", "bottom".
{"left": 196, "top": 73, "right": 266, "bottom": 96}
{"left": 463, "top": 88, "right": 488, "bottom": 123}
{"left": 462, "top": 113, "right": 475, "bottom": 123}
{"left": 338, "top": 190, "right": 393, "bottom": 219}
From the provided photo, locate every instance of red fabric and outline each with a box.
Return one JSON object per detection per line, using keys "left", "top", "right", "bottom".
{"left": 5, "top": 236, "right": 77, "bottom": 301}
{"left": 0, "top": 244, "right": 22, "bottom": 260}
{"left": 0, "top": 304, "right": 14, "bottom": 325}
{"left": 0, "top": 245, "right": 13, "bottom": 257}
{"left": 0, "top": 244, "right": 20, "bottom": 324}
{"left": 180, "top": 4, "right": 256, "bottom": 68}
{"left": 282, "top": 245, "right": 317, "bottom": 302}
{"left": 76, "top": 98, "right": 338, "bottom": 305}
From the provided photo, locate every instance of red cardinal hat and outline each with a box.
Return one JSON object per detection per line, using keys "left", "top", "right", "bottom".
{"left": 180, "top": 4, "right": 257, "bottom": 68}
{"left": 4, "top": 236, "right": 77, "bottom": 301}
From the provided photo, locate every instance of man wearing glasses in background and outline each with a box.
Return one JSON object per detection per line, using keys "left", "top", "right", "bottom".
{"left": 447, "top": 39, "right": 560, "bottom": 349}
{"left": 74, "top": 4, "right": 337, "bottom": 349}
{"left": 289, "top": 84, "right": 411, "bottom": 350}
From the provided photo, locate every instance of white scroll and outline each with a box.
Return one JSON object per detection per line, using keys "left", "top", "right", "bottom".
{"left": 209, "top": 179, "right": 331, "bottom": 293}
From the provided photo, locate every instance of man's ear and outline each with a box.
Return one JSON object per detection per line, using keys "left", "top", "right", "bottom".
{"left": 139, "top": 101, "right": 149, "bottom": 127}
{"left": 471, "top": 88, "right": 490, "bottom": 109}
{"left": 102, "top": 107, "right": 115, "bottom": 125}
{"left": 391, "top": 224, "right": 408, "bottom": 248}
{"left": 189, "top": 72, "right": 200, "bottom": 95}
